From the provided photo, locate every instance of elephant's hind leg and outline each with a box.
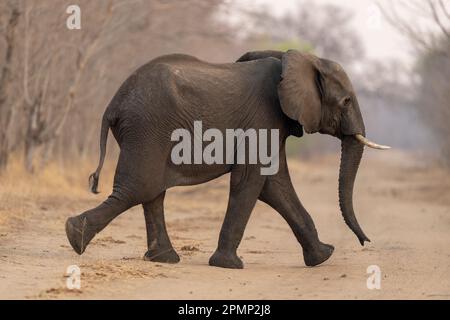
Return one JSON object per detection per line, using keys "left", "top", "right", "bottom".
{"left": 65, "top": 195, "right": 132, "bottom": 255}
{"left": 143, "top": 191, "right": 180, "bottom": 264}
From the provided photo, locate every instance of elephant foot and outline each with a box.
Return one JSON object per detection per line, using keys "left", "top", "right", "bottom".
{"left": 303, "top": 243, "right": 334, "bottom": 267}
{"left": 144, "top": 247, "right": 180, "bottom": 264}
{"left": 65, "top": 215, "right": 97, "bottom": 255}
{"left": 209, "top": 250, "right": 243, "bottom": 269}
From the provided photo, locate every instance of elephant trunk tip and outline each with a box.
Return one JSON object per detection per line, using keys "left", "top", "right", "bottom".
{"left": 344, "top": 217, "right": 370, "bottom": 246}
{"left": 358, "top": 234, "right": 371, "bottom": 246}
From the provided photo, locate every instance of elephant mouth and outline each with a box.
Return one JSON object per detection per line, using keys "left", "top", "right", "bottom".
{"left": 354, "top": 134, "right": 391, "bottom": 150}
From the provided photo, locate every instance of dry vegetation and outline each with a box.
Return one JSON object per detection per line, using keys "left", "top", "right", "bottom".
{"left": 0, "top": 0, "right": 237, "bottom": 173}
{"left": 0, "top": 0, "right": 449, "bottom": 300}
{"left": 379, "top": 0, "right": 450, "bottom": 164}
{"left": 0, "top": 154, "right": 116, "bottom": 227}
{"left": 1, "top": 152, "right": 449, "bottom": 299}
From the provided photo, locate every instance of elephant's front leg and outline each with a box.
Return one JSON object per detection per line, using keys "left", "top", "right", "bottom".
{"left": 143, "top": 191, "right": 180, "bottom": 263}
{"left": 259, "top": 158, "right": 334, "bottom": 266}
{"left": 209, "top": 166, "right": 266, "bottom": 269}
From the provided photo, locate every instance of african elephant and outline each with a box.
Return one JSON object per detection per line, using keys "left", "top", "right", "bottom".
{"left": 65, "top": 49, "right": 389, "bottom": 269}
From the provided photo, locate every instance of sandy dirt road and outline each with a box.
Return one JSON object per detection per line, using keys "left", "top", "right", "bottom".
{"left": 0, "top": 151, "right": 449, "bottom": 299}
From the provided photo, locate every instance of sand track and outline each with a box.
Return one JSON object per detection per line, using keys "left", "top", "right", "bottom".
{"left": 0, "top": 152, "right": 449, "bottom": 299}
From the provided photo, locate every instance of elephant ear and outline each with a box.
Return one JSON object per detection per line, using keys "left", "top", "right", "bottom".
{"left": 278, "top": 50, "right": 323, "bottom": 134}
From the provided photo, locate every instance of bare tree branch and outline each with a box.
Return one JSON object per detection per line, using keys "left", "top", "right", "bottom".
{"left": 427, "top": 0, "right": 450, "bottom": 38}
{"left": 377, "top": 0, "right": 449, "bottom": 56}
{"left": 438, "top": 0, "right": 450, "bottom": 19}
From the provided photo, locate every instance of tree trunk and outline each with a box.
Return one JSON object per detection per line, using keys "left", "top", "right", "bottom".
{"left": 24, "top": 138, "right": 36, "bottom": 173}
{"left": 0, "top": 6, "right": 20, "bottom": 172}
{"left": 0, "top": 133, "right": 8, "bottom": 171}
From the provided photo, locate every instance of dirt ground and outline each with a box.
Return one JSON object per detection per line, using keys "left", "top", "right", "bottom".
{"left": 0, "top": 151, "right": 449, "bottom": 299}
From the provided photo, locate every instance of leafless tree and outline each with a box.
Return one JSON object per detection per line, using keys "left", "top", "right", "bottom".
{"left": 0, "top": 1, "right": 20, "bottom": 170}
{"left": 20, "top": 0, "right": 128, "bottom": 172}
{"left": 0, "top": 0, "right": 235, "bottom": 172}
{"left": 378, "top": 0, "right": 449, "bottom": 56}
{"left": 379, "top": 0, "right": 450, "bottom": 165}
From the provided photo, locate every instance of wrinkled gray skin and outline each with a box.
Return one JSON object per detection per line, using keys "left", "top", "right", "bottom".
{"left": 65, "top": 49, "right": 370, "bottom": 269}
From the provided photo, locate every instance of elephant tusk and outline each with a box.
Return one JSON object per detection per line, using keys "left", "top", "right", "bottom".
{"left": 354, "top": 134, "right": 391, "bottom": 150}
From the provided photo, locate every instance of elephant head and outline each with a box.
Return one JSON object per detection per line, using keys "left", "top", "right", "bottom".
{"left": 276, "top": 50, "right": 390, "bottom": 245}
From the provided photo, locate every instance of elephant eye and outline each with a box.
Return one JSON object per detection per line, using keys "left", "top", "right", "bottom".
{"left": 342, "top": 97, "right": 352, "bottom": 107}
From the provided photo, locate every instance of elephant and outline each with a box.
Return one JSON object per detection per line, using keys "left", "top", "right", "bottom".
{"left": 65, "top": 49, "right": 389, "bottom": 269}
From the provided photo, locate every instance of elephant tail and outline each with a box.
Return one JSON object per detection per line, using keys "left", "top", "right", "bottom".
{"left": 89, "top": 114, "right": 110, "bottom": 194}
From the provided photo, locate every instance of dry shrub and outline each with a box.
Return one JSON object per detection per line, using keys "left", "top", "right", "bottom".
{"left": 415, "top": 40, "right": 450, "bottom": 166}
{"left": 0, "top": 153, "right": 116, "bottom": 225}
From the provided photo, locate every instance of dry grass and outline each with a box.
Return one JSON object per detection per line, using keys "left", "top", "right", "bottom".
{"left": 0, "top": 154, "right": 116, "bottom": 226}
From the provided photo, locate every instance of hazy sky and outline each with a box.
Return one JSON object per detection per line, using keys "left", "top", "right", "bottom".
{"left": 238, "top": 0, "right": 414, "bottom": 64}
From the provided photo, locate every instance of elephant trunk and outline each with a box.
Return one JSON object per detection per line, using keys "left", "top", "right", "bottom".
{"left": 338, "top": 135, "right": 370, "bottom": 245}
